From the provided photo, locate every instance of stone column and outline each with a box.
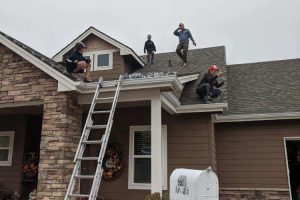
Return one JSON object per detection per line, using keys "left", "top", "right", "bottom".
{"left": 37, "top": 92, "right": 82, "bottom": 200}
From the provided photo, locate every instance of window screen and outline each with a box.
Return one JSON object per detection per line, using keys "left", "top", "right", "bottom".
{"left": 97, "top": 54, "right": 109, "bottom": 67}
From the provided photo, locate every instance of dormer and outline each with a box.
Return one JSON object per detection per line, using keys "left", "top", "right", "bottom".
{"left": 53, "top": 27, "right": 144, "bottom": 80}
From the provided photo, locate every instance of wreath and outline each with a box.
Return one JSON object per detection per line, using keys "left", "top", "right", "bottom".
{"left": 102, "top": 143, "right": 123, "bottom": 181}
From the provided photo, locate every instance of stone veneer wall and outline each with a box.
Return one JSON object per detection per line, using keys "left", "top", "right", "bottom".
{"left": 0, "top": 44, "right": 82, "bottom": 199}
{"left": 220, "top": 189, "right": 290, "bottom": 200}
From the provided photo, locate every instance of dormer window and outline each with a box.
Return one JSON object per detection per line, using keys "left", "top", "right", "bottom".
{"left": 83, "top": 50, "right": 115, "bottom": 71}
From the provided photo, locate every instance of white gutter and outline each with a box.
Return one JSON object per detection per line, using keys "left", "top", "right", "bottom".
{"left": 76, "top": 75, "right": 183, "bottom": 94}
{"left": 161, "top": 92, "right": 228, "bottom": 114}
{"left": 213, "top": 112, "right": 300, "bottom": 123}
{"left": 178, "top": 74, "right": 199, "bottom": 84}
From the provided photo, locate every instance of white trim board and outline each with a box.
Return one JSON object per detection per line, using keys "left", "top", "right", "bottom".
{"left": 213, "top": 112, "right": 300, "bottom": 123}
{"left": 52, "top": 27, "right": 144, "bottom": 66}
{"left": 0, "top": 34, "right": 78, "bottom": 91}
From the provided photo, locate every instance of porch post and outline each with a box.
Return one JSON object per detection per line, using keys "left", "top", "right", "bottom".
{"left": 151, "top": 91, "right": 162, "bottom": 195}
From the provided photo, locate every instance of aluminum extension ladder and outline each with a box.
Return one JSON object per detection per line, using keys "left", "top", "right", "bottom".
{"left": 64, "top": 75, "right": 123, "bottom": 200}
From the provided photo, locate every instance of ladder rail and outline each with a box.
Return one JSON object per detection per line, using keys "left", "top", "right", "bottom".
{"left": 89, "top": 75, "right": 123, "bottom": 199}
{"left": 65, "top": 77, "right": 103, "bottom": 200}
{"left": 73, "top": 76, "right": 104, "bottom": 162}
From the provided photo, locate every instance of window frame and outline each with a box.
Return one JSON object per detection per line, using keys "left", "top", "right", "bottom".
{"left": 0, "top": 131, "right": 15, "bottom": 166}
{"left": 128, "top": 125, "right": 168, "bottom": 190}
{"left": 94, "top": 50, "right": 113, "bottom": 71}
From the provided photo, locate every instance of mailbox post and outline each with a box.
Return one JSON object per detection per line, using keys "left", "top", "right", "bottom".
{"left": 170, "top": 167, "right": 219, "bottom": 200}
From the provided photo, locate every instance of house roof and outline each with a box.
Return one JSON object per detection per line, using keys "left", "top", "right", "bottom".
{"left": 225, "top": 58, "right": 300, "bottom": 115}
{"left": 135, "top": 46, "right": 227, "bottom": 105}
{"left": 52, "top": 26, "right": 145, "bottom": 66}
{"left": 0, "top": 31, "right": 77, "bottom": 81}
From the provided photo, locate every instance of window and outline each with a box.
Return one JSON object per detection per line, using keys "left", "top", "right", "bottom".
{"left": 95, "top": 51, "right": 113, "bottom": 70}
{"left": 83, "top": 50, "right": 115, "bottom": 71}
{"left": 0, "top": 131, "right": 15, "bottom": 166}
{"left": 128, "top": 125, "right": 167, "bottom": 190}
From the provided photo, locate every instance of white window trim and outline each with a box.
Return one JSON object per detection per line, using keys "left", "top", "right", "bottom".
{"left": 0, "top": 131, "right": 15, "bottom": 166}
{"left": 128, "top": 125, "right": 167, "bottom": 190}
{"left": 94, "top": 50, "right": 113, "bottom": 71}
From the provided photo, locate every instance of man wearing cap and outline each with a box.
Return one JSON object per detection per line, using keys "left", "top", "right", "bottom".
{"left": 173, "top": 23, "right": 196, "bottom": 67}
{"left": 144, "top": 34, "right": 156, "bottom": 65}
{"left": 196, "top": 65, "right": 225, "bottom": 104}
{"left": 66, "top": 42, "right": 92, "bottom": 82}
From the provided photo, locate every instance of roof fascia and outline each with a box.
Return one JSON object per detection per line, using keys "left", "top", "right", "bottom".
{"left": 76, "top": 75, "right": 183, "bottom": 94}
{"left": 0, "top": 34, "right": 78, "bottom": 91}
{"left": 52, "top": 27, "right": 145, "bottom": 66}
{"left": 178, "top": 73, "right": 199, "bottom": 84}
{"left": 161, "top": 92, "right": 228, "bottom": 114}
{"left": 213, "top": 112, "right": 300, "bottom": 123}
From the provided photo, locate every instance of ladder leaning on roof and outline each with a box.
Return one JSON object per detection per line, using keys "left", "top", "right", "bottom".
{"left": 64, "top": 75, "right": 123, "bottom": 200}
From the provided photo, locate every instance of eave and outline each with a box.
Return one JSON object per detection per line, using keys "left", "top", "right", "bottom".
{"left": 213, "top": 112, "right": 300, "bottom": 123}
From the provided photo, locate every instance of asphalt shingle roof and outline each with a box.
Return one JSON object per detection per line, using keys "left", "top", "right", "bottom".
{"left": 135, "top": 46, "right": 227, "bottom": 104}
{"left": 226, "top": 59, "right": 300, "bottom": 114}
{"left": 0, "top": 31, "right": 77, "bottom": 81}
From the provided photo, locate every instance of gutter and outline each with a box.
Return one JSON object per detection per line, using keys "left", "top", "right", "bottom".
{"left": 213, "top": 112, "right": 300, "bottom": 123}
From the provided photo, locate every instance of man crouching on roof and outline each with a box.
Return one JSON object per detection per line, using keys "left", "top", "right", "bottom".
{"left": 66, "top": 42, "right": 93, "bottom": 83}
{"left": 196, "top": 65, "right": 225, "bottom": 104}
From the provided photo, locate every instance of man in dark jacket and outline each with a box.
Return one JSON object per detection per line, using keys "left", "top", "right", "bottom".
{"left": 144, "top": 35, "right": 156, "bottom": 65}
{"left": 173, "top": 23, "right": 196, "bottom": 67}
{"left": 66, "top": 42, "right": 92, "bottom": 82}
{"left": 196, "top": 65, "right": 225, "bottom": 103}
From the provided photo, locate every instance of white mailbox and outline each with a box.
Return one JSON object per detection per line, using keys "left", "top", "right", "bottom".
{"left": 170, "top": 167, "right": 219, "bottom": 200}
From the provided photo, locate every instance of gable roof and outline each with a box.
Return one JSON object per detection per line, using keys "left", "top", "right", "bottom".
{"left": 135, "top": 46, "right": 227, "bottom": 105}
{"left": 0, "top": 31, "right": 78, "bottom": 90}
{"left": 52, "top": 26, "right": 145, "bottom": 66}
{"left": 225, "top": 58, "right": 300, "bottom": 115}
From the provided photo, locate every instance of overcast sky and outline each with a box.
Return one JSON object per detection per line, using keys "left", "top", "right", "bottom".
{"left": 0, "top": 0, "right": 299, "bottom": 64}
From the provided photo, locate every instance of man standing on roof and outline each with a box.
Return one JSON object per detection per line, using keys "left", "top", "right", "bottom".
{"left": 196, "top": 65, "right": 225, "bottom": 104}
{"left": 173, "top": 23, "right": 196, "bottom": 67}
{"left": 144, "top": 34, "right": 156, "bottom": 65}
{"left": 66, "top": 42, "right": 92, "bottom": 82}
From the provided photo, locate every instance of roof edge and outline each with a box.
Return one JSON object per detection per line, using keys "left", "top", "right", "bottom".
{"left": 213, "top": 112, "right": 300, "bottom": 123}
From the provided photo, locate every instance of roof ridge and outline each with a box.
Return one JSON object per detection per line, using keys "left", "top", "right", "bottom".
{"left": 227, "top": 58, "right": 300, "bottom": 67}
{"left": 139, "top": 45, "right": 225, "bottom": 57}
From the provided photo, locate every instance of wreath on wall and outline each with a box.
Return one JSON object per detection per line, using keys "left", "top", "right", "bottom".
{"left": 102, "top": 143, "right": 123, "bottom": 181}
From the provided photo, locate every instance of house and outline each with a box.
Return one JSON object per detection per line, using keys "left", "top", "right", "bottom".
{"left": 0, "top": 26, "right": 299, "bottom": 200}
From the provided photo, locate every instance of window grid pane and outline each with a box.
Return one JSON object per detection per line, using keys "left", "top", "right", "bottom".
{"left": 134, "top": 158, "right": 151, "bottom": 183}
{"left": 0, "top": 136, "right": 10, "bottom": 147}
{"left": 97, "top": 54, "right": 109, "bottom": 67}
{"left": 134, "top": 131, "right": 151, "bottom": 156}
{"left": 0, "top": 149, "right": 9, "bottom": 161}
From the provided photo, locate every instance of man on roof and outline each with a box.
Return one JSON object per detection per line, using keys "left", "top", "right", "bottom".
{"left": 196, "top": 65, "right": 225, "bottom": 104}
{"left": 66, "top": 42, "right": 92, "bottom": 82}
{"left": 173, "top": 23, "right": 196, "bottom": 67}
{"left": 144, "top": 34, "right": 156, "bottom": 65}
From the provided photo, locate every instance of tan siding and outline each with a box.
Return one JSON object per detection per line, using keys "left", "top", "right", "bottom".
{"left": 82, "top": 108, "right": 212, "bottom": 200}
{"left": 216, "top": 120, "right": 300, "bottom": 189}
{"left": 0, "top": 115, "right": 26, "bottom": 193}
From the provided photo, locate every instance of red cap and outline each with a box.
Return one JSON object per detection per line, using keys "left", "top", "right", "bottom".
{"left": 208, "top": 65, "right": 219, "bottom": 71}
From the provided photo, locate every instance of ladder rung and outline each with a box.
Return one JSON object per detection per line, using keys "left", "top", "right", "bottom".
{"left": 77, "top": 157, "right": 98, "bottom": 161}
{"left": 97, "top": 97, "right": 114, "bottom": 100}
{"left": 75, "top": 175, "right": 94, "bottom": 179}
{"left": 82, "top": 140, "right": 103, "bottom": 144}
{"left": 92, "top": 110, "right": 110, "bottom": 114}
{"left": 70, "top": 194, "right": 90, "bottom": 198}
{"left": 87, "top": 125, "right": 107, "bottom": 129}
